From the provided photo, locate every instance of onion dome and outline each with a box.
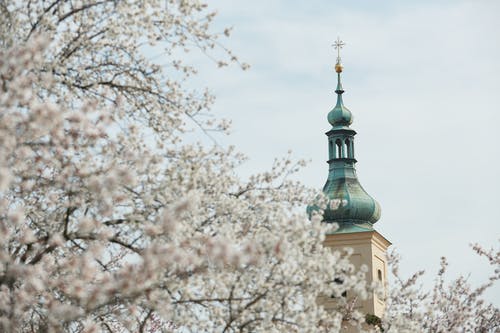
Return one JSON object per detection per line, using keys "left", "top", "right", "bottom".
{"left": 321, "top": 161, "right": 381, "bottom": 224}
{"left": 327, "top": 72, "right": 353, "bottom": 127}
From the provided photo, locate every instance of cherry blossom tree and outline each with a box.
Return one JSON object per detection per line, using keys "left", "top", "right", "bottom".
{"left": 0, "top": 1, "right": 365, "bottom": 332}
{"left": 378, "top": 245, "right": 499, "bottom": 333}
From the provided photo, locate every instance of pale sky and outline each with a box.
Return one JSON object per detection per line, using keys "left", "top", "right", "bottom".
{"left": 180, "top": 0, "right": 500, "bottom": 303}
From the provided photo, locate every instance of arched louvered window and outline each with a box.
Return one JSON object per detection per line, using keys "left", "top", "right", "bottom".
{"left": 345, "top": 138, "right": 351, "bottom": 158}
{"left": 335, "top": 139, "right": 342, "bottom": 158}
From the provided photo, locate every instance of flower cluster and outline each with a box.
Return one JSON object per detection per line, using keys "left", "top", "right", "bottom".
{"left": 379, "top": 246, "right": 499, "bottom": 333}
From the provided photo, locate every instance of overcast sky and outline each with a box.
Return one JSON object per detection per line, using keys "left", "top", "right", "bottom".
{"left": 179, "top": 0, "right": 500, "bottom": 303}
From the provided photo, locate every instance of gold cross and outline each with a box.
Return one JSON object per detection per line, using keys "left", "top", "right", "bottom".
{"left": 332, "top": 37, "right": 345, "bottom": 63}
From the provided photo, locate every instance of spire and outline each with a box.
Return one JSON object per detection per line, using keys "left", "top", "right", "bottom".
{"left": 307, "top": 38, "right": 381, "bottom": 228}
{"left": 334, "top": 37, "right": 344, "bottom": 93}
{"left": 328, "top": 38, "right": 352, "bottom": 128}
{"left": 335, "top": 73, "right": 344, "bottom": 93}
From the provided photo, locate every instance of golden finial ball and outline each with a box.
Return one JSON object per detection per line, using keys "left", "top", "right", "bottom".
{"left": 335, "top": 62, "right": 343, "bottom": 73}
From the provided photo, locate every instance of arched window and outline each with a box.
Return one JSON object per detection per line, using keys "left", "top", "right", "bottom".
{"left": 377, "top": 269, "right": 383, "bottom": 282}
{"left": 335, "top": 139, "right": 342, "bottom": 159}
{"left": 329, "top": 140, "right": 334, "bottom": 159}
{"left": 345, "top": 138, "right": 351, "bottom": 158}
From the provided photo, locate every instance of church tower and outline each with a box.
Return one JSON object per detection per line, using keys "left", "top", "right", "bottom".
{"left": 309, "top": 39, "right": 391, "bottom": 322}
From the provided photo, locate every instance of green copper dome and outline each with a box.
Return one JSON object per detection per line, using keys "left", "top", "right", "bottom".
{"left": 308, "top": 62, "right": 380, "bottom": 229}
{"left": 321, "top": 159, "right": 381, "bottom": 224}
{"left": 327, "top": 75, "right": 353, "bottom": 127}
